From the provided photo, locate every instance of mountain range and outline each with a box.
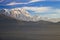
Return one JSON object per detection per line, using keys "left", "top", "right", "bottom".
{"left": 0, "top": 8, "right": 60, "bottom": 23}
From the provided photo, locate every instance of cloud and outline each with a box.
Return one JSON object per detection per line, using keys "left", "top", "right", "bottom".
{"left": 28, "top": 0, "right": 45, "bottom": 3}
{"left": 22, "top": 7, "right": 60, "bottom": 18}
{"left": 42, "top": 9, "right": 60, "bottom": 18}
{"left": 44, "top": 13, "right": 60, "bottom": 18}
{"left": 7, "top": 0, "right": 45, "bottom": 5}
{"left": 47, "top": 0, "right": 60, "bottom": 1}
{"left": 22, "top": 7, "right": 52, "bottom": 13}
{"left": 0, "top": 0, "right": 4, "bottom": 2}
{"left": 7, "top": 2, "right": 24, "bottom": 5}
{"left": 6, "top": 0, "right": 60, "bottom": 6}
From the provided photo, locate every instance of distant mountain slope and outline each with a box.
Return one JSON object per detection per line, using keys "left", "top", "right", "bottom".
{"left": 0, "top": 14, "right": 59, "bottom": 25}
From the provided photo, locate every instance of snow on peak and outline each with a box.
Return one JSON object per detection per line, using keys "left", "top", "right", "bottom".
{"left": 0, "top": 8, "right": 33, "bottom": 21}
{"left": 11, "top": 8, "right": 31, "bottom": 17}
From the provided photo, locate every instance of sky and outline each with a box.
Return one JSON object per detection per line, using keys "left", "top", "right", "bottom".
{"left": 0, "top": 0, "right": 60, "bottom": 18}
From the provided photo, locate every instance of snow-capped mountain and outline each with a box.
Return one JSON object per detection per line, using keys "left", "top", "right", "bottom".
{"left": 0, "top": 8, "right": 33, "bottom": 21}
{"left": 0, "top": 8, "right": 60, "bottom": 23}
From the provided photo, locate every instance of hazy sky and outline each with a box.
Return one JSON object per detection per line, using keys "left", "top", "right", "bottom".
{"left": 0, "top": 0, "right": 60, "bottom": 18}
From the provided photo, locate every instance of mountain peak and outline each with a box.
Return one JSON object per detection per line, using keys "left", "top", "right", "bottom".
{"left": 11, "top": 8, "right": 31, "bottom": 17}
{"left": 0, "top": 8, "right": 33, "bottom": 21}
